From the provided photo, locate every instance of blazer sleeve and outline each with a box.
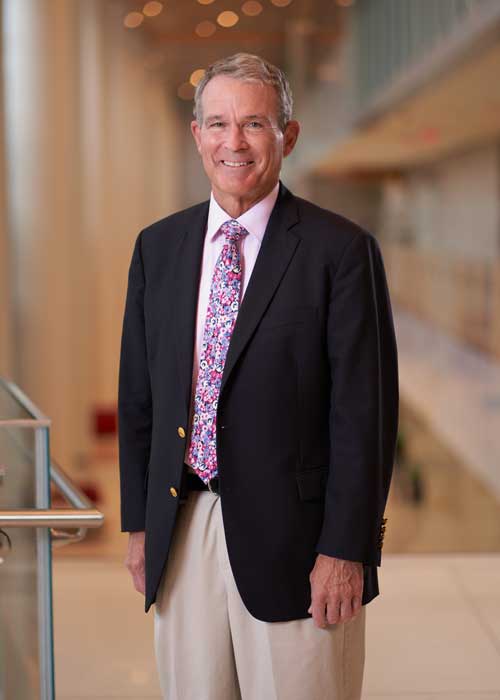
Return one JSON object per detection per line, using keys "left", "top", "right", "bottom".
{"left": 118, "top": 230, "right": 152, "bottom": 532}
{"left": 315, "top": 231, "right": 399, "bottom": 566}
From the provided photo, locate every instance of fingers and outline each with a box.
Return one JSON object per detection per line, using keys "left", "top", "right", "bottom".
{"left": 126, "top": 560, "right": 145, "bottom": 595}
{"left": 128, "top": 554, "right": 145, "bottom": 594}
{"left": 308, "top": 555, "right": 364, "bottom": 628}
{"left": 351, "top": 594, "right": 362, "bottom": 616}
{"left": 124, "top": 547, "right": 146, "bottom": 596}
{"left": 133, "top": 568, "right": 146, "bottom": 595}
{"left": 308, "top": 595, "right": 361, "bottom": 628}
{"left": 339, "top": 597, "right": 356, "bottom": 622}
{"left": 326, "top": 597, "right": 341, "bottom": 625}
{"left": 308, "top": 597, "right": 328, "bottom": 629}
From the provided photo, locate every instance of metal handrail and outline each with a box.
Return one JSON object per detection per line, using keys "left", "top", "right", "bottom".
{"left": 0, "top": 377, "right": 104, "bottom": 544}
{"left": 0, "top": 376, "right": 52, "bottom": 423}
{"left": 0, "top": 460, "right": 104, "bottom": 544}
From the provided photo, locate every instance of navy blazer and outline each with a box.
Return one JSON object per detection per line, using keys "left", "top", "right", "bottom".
{"left": 118, "top": 181, "right": 399, "bottom": 620}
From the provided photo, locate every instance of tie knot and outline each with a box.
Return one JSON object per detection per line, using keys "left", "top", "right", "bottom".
{"left": 220, "top": 219, "right": 248, "bottom": 243}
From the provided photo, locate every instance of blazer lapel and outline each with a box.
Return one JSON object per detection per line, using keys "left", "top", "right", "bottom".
{"left": 172, "top": 200, "right": 209, "bottom": 414}
{"left": 220, "top": 182, "right": 300, "bottom": 397}
{"left": 172, "top": 181, "right": 301, "bottom": 417}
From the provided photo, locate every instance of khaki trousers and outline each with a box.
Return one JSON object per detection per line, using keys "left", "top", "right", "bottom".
{"left": 153, "top": 490, "right": 366, "bottom": 700}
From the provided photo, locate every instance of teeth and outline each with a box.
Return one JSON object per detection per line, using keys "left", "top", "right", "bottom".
{"left": 222, "top": 161, "right": 253, "bottom": 167}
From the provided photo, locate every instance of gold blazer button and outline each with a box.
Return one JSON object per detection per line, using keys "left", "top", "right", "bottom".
{"left": 169, "top": 487, "right": 178, "bottom": 498}
{"left": 177, "top": 426, "right": 186, "bottom": 438}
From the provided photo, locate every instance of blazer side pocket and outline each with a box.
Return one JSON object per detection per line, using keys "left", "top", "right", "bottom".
{"left": 295, "top": 465, "right": 329, "bottom": 502}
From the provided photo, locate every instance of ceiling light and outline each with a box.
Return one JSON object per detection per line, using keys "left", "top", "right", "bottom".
{"left": 143, "top": 1, "right": 163, "bottom": 16}
{"left": 197, "top": 0, "right": 215, "bottom": 4}
{"left": 190, "top": 69, "right": 206, "bottom": 87}
{"left": 124, "top": 11, "right": 144, "bottom": 29}
{"left": 270, "top": 0, "right": 292, "bottom": 6}
{"left": 195, "top": 20, "right": 217, "bottom": 37}
{"left": 217, "top": 10, "right": 239, "bottom": 27}
{"left": 242, "top": 1, "right": 263, "bottom": 16}
{"left": 177, "top": 82, "right": 196, "bottom": 100}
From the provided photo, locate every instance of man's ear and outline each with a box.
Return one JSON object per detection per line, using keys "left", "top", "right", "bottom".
{"left": 191, "top": 120, "right": 202, "bottom": 154}
{"left": 283, "top": 120, "right": 300, "bottom": 158}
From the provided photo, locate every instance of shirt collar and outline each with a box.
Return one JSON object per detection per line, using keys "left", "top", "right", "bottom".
{"left": 206, "top": 181, "right": 280, "bottom": 243}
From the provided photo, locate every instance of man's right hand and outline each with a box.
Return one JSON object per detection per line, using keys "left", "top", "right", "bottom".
{"left": 125, "top": 531, "right": 146, "bottom": 595}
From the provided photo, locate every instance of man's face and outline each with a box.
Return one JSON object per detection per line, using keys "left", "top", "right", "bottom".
{"left": 191, "top": 75, "right": 299, "bottom": 209}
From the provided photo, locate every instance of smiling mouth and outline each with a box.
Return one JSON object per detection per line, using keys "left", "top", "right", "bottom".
{"left": 220, "top": 160, "right": 255, "bottom": 168}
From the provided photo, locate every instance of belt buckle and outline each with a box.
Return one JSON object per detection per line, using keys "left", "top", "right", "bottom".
{"left": 207, "top": 476, "right": 220, "bottom": 495}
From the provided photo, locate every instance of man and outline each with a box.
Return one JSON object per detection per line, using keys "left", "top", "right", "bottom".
{"left": 118, "top": 53, "right": 399, "bottom": 700}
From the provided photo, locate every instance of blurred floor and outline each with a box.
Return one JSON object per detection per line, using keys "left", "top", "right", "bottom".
{"left": 53, "top": 554, "right": 500, "bottom": 699}
{"left": 51, "top": 307, "right": 500, "bottom": 698}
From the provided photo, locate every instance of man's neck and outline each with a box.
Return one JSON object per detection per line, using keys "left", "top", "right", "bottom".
{"left": 212, "top": 183, "right": 278, "bottom": 219}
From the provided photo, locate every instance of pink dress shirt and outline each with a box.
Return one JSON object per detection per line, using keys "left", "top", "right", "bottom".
{"left": 184, "top": 181, "right": 280, "bottom": 468}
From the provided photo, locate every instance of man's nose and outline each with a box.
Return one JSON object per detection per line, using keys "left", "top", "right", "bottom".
{"left": 225, "top": 124, "right": 248, "bottom": 151}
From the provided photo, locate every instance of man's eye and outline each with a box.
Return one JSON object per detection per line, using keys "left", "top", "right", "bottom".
{"left": 246, "top": 121, "right": 263, "bottom": 129}
{"left": 209, "top": 122, "right": 224, "bottom": 128}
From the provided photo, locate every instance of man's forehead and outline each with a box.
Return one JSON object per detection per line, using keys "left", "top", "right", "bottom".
{"left": 204, "top": 111, "right": 272, "bottom": 123}
{"left": 201, "top": 76, "right": 278, "bottom": 110}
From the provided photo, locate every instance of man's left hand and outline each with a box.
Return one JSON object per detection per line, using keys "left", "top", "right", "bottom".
{"left": 308, "top": 554, "right": 364, "bottom": 628}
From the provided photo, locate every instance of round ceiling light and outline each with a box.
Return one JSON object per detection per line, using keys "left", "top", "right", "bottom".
{"left": 195, "top": 20, "right": 217, "bottom": 37}
{"left": 242, "top": 1, "right": 263, "bottom": 16}
{"left": 217, "top": 11, "right": 239, "bottom": 27}
{"left": 124, "top": 11, "right": 144, "bottom": 28}
{"left": 143, "top": 1, "right": 163, "bottom": 16}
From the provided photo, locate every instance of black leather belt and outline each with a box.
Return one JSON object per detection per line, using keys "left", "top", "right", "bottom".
{"left": 182, "top": 465, "right": 220, "bottom": 499}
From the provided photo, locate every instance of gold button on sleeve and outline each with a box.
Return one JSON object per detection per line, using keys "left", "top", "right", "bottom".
{"left": 177, "top": 426, "right": 186, "bottom": 438}
{"left": 169, "top": 487, "right": 178, "bottom": 498}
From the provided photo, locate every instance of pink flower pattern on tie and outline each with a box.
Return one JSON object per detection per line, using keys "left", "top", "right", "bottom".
{"left": 187, "top": 220, "right": 249, "bottom": 483}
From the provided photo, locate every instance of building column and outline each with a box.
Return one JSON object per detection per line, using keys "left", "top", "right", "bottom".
{"left": 0, "top": 0, "right": 13, "bottom": 380}
{"left": 3, "top": 0, "right": 85, "bottom": 468}
{"left": 3, "top": 0, "right": 182, "bottom": 470}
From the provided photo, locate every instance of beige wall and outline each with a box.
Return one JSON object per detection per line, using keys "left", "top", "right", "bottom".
{"left": 1, "top": 0, "right": 181, "bottom": 470}
{"left": 0, "top": 2, "right": 13, "bottom": 381}
{"left": 80, "top": 0, "right": 181, "bottom": 408}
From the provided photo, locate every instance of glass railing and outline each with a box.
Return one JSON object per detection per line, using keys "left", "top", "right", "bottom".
{"left": 0, "top": 377, "right": 104, "bottom": 700}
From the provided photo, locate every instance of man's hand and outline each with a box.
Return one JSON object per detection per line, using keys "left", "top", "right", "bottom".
{"left": 125, "top": 531, "right": 146, "bottom": 595}
{"left": 308, "top": 554, "right": 363, "bottom": 628}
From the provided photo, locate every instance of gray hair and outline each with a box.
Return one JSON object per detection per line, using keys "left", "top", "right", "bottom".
{"left": 193, "top": 53, "right": 293, "bottom": 132}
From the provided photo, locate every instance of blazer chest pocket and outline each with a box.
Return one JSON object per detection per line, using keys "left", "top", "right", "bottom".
{"left": 295, "top": 465, "right": 329, "bottom": 502}
{"left": 259, "top": 305, "right": 318, "bottom": 331}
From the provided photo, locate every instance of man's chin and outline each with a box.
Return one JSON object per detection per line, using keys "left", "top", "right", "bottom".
{"left": 213, "top": 177, "right": 256, "bottom": 198}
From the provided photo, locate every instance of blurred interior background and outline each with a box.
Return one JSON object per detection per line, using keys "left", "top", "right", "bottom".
{"left": 1, "top": 1, "right": 500, "bottom": 698}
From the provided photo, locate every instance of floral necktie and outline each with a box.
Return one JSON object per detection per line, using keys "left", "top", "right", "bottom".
{"left": 187, "top": 219, "right": 249, "bottom": 483}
